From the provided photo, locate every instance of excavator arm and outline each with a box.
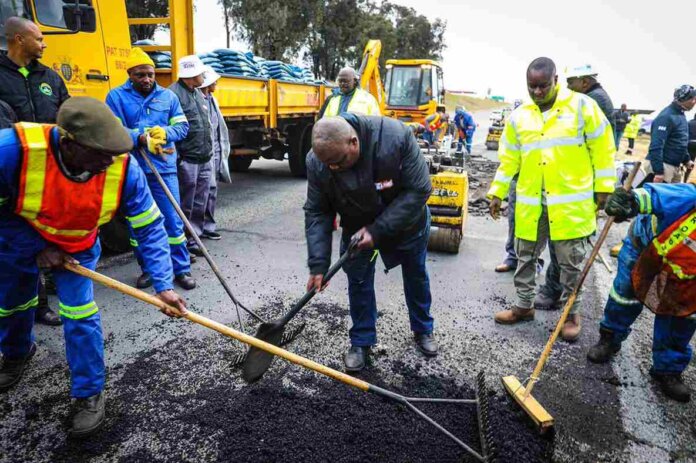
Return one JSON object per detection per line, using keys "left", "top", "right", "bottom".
{"left": 358, "top": 39, "right": 385, "bottom": 114}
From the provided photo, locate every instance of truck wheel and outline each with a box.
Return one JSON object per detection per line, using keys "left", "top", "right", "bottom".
{"left": 288, "top": 123, "right": 311, "bottom": 177}
{"left": 229, "top": 156, "right": 253, "bottom": 172}
{"left": 99, "top": 213, "right": 132, "bottom": 254}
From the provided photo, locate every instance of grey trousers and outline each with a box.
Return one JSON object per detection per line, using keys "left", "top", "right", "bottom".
{"left": 203, "top": 151, "right": 221, "bottom": 234}
{"left": 178, "top": 159, "right": 213, "bottom": 244}
{"left": 513, "top": 205, "right": 589, "bottom": 314}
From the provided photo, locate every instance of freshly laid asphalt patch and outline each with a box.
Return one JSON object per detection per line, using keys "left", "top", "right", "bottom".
{"left": 1, "top": 302, "right": 553, "bottom": 463}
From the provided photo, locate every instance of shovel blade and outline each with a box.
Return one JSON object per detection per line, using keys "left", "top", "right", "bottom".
{"left": 242, "top": 322, "right": 285, "bottom": 383}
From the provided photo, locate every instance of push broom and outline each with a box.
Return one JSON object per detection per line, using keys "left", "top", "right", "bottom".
{"left": 66, "top": 262, "right": 498, "bottom": 462}
{"left": 502, "top": 162, "right": 641, "bottom": 431}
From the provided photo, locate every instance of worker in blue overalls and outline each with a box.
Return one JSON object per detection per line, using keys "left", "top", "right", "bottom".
{"left": 106, "top": 48, "right": 195, "bottom": 290}
{"left": 0, "top": 97, "right": 187, "bottom": 436}
{"left": 588, "top": 182, "right": 696, "bottom": 403}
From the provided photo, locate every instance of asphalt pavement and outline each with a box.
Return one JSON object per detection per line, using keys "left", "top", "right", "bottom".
{"left": 0, "top": 111, "right": 694, "bottom": 462}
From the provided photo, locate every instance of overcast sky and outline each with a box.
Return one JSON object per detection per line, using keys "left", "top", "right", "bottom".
{"left": 190, "top": 0, "right": 694, "bottom": 110}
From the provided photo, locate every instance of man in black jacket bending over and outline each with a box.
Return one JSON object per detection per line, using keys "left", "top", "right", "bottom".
{"left": 304, "top": 115, "right": 436, "bottom": 372}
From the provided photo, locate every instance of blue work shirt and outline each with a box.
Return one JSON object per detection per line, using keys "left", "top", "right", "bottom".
{"left": 630, "top": 183, "right": 696, "bottom": 247}
{"left": 0, "top": 127, "right": 175, "bottom": 292}
{"left": 106, "top": 80, "right": 189, "bottom": 175}
{"left": 454, "top": 109, "right": 475, "bottom": 133}
{"left": 646, "top": 102, "right": 690, "bottom": 174}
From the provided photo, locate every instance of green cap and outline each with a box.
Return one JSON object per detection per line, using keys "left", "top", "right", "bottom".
{"left": 57, "top": 97, "right": 133, "bottom": 154}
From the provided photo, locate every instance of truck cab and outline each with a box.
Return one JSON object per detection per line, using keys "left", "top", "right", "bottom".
{"left": 383, "top": 59, "right": 445, "bottom": 124}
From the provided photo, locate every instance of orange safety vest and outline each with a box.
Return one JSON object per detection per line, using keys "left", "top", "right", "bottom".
{"left": 14, "top": 122, "right": 128, "bottom": 253}
{"left": 632, "top": 208, "right": 696, "bottom": 317}
{"left": 427, "top": 114, "right": 443, "bottom": 132}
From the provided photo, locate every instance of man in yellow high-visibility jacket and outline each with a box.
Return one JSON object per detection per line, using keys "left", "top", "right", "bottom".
{"left": 319, "top": 67, "right": 380, "bottom": 118}
{"left": 488, "top": 57, "right": 616, "bottom": 341}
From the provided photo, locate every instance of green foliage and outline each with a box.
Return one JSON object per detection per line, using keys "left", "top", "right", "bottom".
{"left": 125, "top": 0, "right": 169, "bottom": 42}
{"left": 221, "top": 0, "right": 446, "bottom": 79}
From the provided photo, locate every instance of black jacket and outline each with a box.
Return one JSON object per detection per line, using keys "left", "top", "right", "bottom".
{"left": 0, "top": 99, "right": 17, "bottom": 129}
{"left": 0, "top": 54, "right": 69, "bottom": 123}
{"left": 304, "top": 115, "right": 432, "bottom": 275}
{"left": 586, "top": 83, "right": 615, "bottom": 133}
{"left": 169, "top": 80, "right": 212, "bottom": 164}
{"left": 647, "top": 102, "right": 690, "bottom": 172}
{"left": 687, "top": 117, "right": 696, "bottom": 160}
{"left": 615, "top": 109, "right": 630, "bottom": 132}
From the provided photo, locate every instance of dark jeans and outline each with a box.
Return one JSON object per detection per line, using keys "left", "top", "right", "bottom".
{"left": 341, "top": 222, "right": 434, "bottom": 347}
{"left": 627, "top": 138, "right": 635, "bottom": 149}
{"left": 503, "top": 177, "right": 544, "bottom": 272}
{"left": 614, "top": 128, "right": 625, "bottom": 149}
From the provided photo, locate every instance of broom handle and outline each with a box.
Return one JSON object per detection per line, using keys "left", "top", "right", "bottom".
{"left": 64, "top": 263, "right": 373, "bottom": 392}
{"left": 524, "top": 162, "right": 641, "bottom": 398}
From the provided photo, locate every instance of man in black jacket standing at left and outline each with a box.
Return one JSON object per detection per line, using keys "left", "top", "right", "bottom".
{"left": 0, "top": 17, "right": 69, "bottom": 326}
{"left": 305, "top": 115, "right": 436, "bottom": 372}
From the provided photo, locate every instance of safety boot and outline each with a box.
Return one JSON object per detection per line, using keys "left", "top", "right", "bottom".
{"left": 344, "top": 346, "right": 370, "bottom": 373}
{"left": 494, "top": 307, "right": 534, "bottom": 325}
{"left": 561, "top": 314, "right": 582, "bottom": 342}
{"left": 136, "top": 273, "right": 152, "bottom": 289}
{"left": 175, "top": 273, "right": 196, "bottom": 290}
{"left": 414, "top": 332, "right": 438, "bottom": 357}
{"left": 650, "top": 372, "right": 691, "bottom": 403}
{"left": 534, "top": 291, "right": 560, "bottom": 310}
{"left": 0, "top": 343, "right": 37, "bottom": 392}
{"left": 587, "top": 328, "right": 621, "bottom": 363}
{"left": 69, "top": 392, "right": 105, "bottom": 437}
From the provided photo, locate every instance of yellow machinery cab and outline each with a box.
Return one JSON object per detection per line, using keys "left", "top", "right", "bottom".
{"left": 383, "top": 59, "right": 445, "bottom": 124}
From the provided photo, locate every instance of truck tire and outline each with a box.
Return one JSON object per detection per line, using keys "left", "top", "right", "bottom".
{"left": 229, "top": 155, "right": 253, "bottom": 172}
{"left": 99, "top": 213, "right": 131, "bottom": 254}
{"left": 288, "top": 123, "right": 312, "bottom": 177}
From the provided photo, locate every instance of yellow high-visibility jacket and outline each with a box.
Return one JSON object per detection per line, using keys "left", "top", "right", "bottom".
{"left": 624, "top": 114, "right": 642, "bottom": 139}
{"left": 487, "top": 86, "right": 616, "bottom": 241}
{"left": 323, "top": 88, "right": 380, "bottom": 117}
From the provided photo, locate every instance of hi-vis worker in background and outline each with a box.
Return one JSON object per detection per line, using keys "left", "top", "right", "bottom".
{"left": 318, "top": 67, "right": 380, "bottom": 118}
{"left": 423, "top": 109, "right": 449, "bottom": 148}
{"left": 0, "top": 98, "right": 187, "bottom": 437}
{"left": 588, "top": 182, "right": 696, "bottom": 403}
{"left": 488, "top": 57, "right": 616, "bottom": 342}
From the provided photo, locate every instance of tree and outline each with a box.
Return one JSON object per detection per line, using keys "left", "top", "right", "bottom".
{"left": 218, "top": 0, "right": 233, "bottom": 48}
{"left": 126, "top": 0, "right": 169, "bottom": 42}
{"left": 226, "top": 0, "right": 315, "bottom": 60}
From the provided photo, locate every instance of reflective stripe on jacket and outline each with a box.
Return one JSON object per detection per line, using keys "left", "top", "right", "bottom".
{"left": 487, "top": 86, "right": 616, "bottom": 241}
{"left": 425, "top": 113, "right": 443, "bottom": 132}
{"left": 323, "top": 88, "right": 380, "bottom": 117}
{"left": 13, "top": 122, "right": 127, "bottom": 253}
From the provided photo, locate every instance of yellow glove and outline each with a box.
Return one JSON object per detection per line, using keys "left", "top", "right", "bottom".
{"left": 147, "top": 126, "right": 167, "bottom": 142}
{"left": 146, "top": 133, "right": 166, "bottom": 155}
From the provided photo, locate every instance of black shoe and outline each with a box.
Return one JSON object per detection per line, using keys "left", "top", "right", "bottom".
{"left": 533, "top": 291, "right": 561, "bottom": 311}
{"left": 189, "top": 254, "right": 197, "bottom": 264}
{"left": 414, "top": 332, "right": 438, "bottom": 357}
{"left": 202, "top": 231, "right": 222, "bottom": 240}
{"left": 187, "top": 245, "right": 205, "bottom": 257}
{"left": 0, "top": 343, "right": 37, "bottom": 392}
{"left": 587, "top": 328, "right": 621, "bottom": 364}
{"left": 136, "top": 273, "right": 152, "bottom": 289}
{"left": 344, "top": 346, "right": 369, "bottom": 372}
{"left": 175, "top": 273, "right": 196, "bottom": 290}
{"left": 650, "top": 372, "right": 691, "bottom": 403}
{"left": 35, "top": 305, "right": 62, "bottom": 326}
{"left": 69, "top": 392, "right": 105, "bottom": 438}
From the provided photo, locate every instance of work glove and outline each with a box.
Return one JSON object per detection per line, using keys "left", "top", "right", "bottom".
{"left": 605, "top": 187, "right": 638, "bottom": 223}
{"left": 145, "top": 133, "right": 166, "bottom": 155}
{"left": 147, "top": 126, "right": 167, "bottom": 142}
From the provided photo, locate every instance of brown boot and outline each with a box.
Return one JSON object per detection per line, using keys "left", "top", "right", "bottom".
{"left": 562, "top": 314, "right": 582, "bottom": 342}
{"left": 494, "top": 307, "right": 535, "bottom": 325}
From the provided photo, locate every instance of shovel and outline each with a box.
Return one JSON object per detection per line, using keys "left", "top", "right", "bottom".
{"left": 242, "top": 235, "right": 361, "bottom": 383}
{"left": 65, "top": 262, "right": 493, "bottom": 463}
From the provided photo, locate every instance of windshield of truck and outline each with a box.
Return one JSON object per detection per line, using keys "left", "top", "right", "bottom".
{"left": 387, "top": 66, "right": 431, "bottom": 107}
{"left": 0, "top": 0, "right": 28, "bottom": 49}
{"left": 34, "top": 0, "right": 80, "bottom": 29}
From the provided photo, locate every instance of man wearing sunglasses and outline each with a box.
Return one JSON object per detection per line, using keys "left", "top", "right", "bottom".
{"left": 305, "top": 115, "right": 436, "bottom": 372}
{"left": 106, "top": 48, "right": 196, "bottom": 291}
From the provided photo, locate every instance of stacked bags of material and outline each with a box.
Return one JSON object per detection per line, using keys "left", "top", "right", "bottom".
{"left": 213, "top": 49, "right": 262, "bottom": 78}
{"left": 133, "top": 39, "right": 172, "bottom": 69}
{"left": 198, "top": 52, "right": 224, "bottom": 74}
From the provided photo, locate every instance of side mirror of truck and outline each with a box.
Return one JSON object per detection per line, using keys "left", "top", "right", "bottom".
{"left": 63, "top": 4, "right": 97, "bottom": 33}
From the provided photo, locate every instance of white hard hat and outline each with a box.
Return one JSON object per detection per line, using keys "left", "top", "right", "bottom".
{"left": 178, "top": 55, "right": 206, "bottom": 79}
{"left": 565, "top": 64, "right": 598, "bottom": 79}
{"left": 199, "top": 65, "right": 221, "bottom": 88}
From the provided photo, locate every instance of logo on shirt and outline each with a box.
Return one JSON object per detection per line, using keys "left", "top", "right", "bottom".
{"left": 39, "top": 82, "right": 53, "bottom": 96}
{"left": 657, "top": 126, "right": 667, "bottom": 131}
{"left": 375, "top": 179, "right": 394, "bottom": 191}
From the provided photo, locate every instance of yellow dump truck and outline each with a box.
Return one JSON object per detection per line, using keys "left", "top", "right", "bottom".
{"left": 6, "top": 0, "right": 328, "bottom": 178}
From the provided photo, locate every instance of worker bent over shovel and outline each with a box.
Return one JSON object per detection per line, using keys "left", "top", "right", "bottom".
{"left": 0, "top": 98, "right": 187, "bottom": 437}
{"left": 304, "top": 115, "right": 437, "bottom": 372}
